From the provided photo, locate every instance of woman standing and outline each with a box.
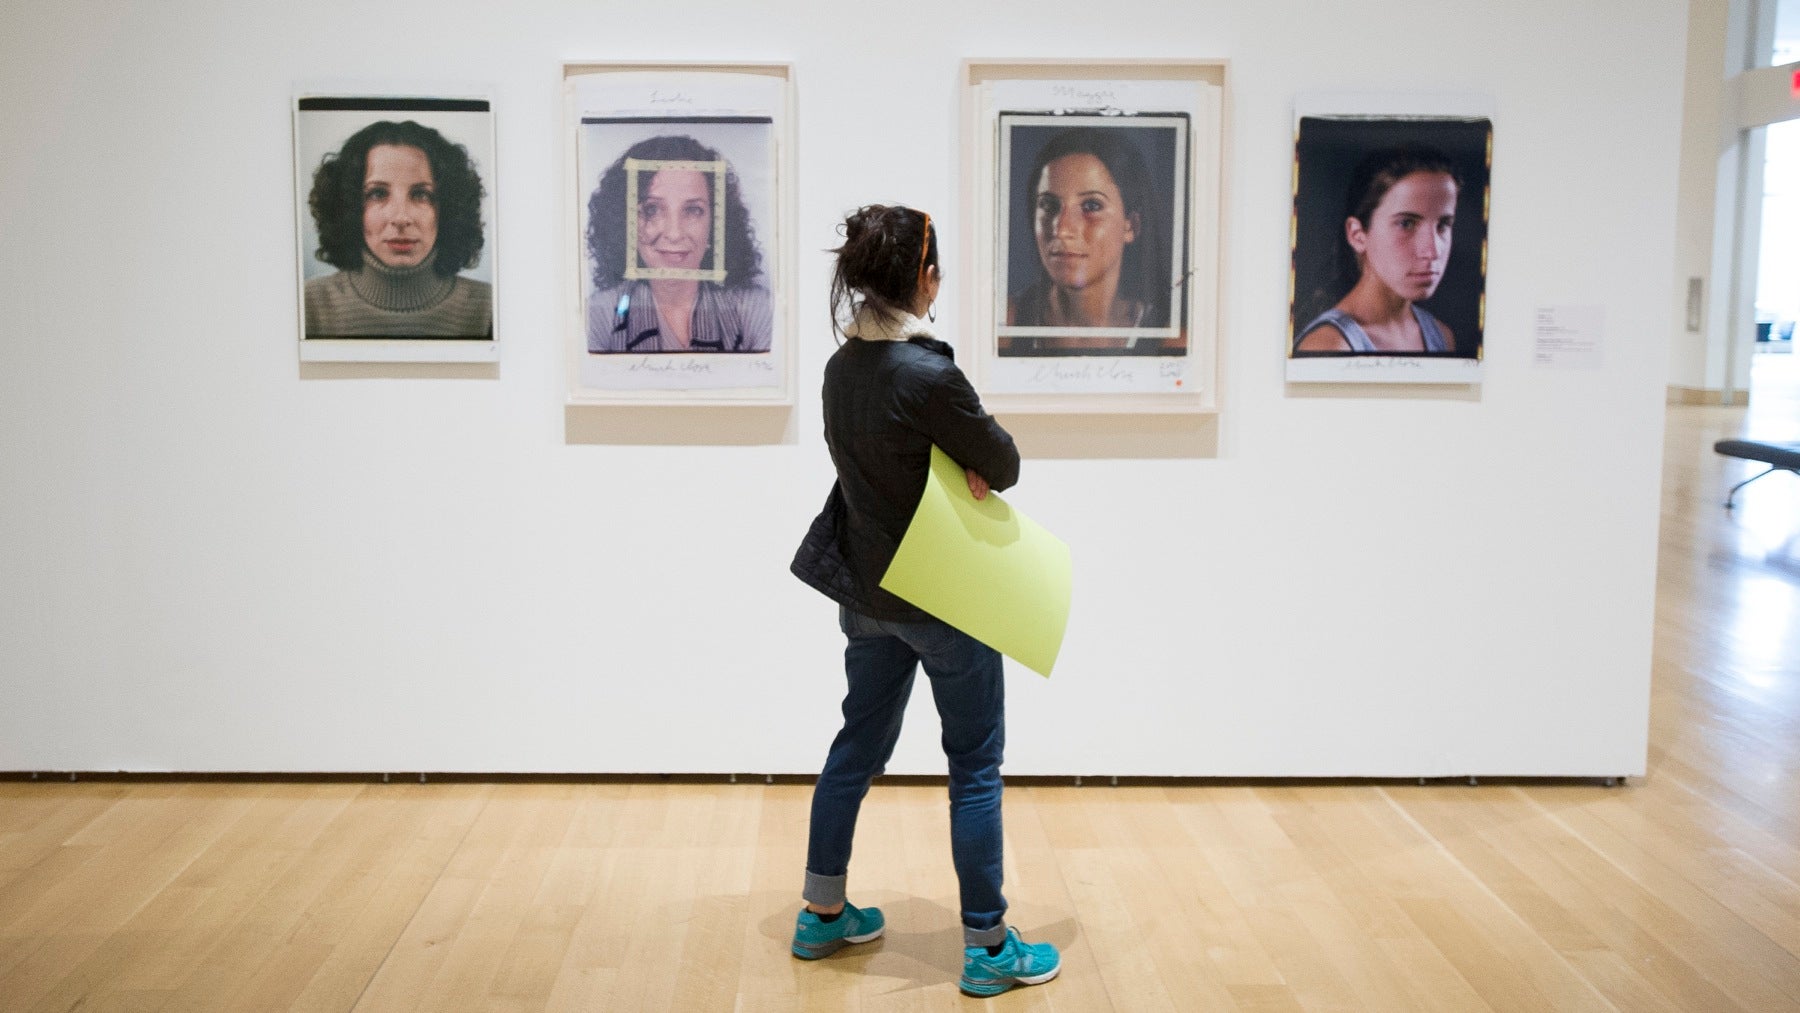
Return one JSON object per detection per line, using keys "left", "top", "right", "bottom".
{"left": 789, "top": 204, "right": 1060, "bottom": 998}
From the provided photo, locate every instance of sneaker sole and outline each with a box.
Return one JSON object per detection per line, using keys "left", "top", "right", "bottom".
{"left": 791, "top": 925, "right": 884, "bottom": 960}
{"left": 958, "top": 962, "right": 1061, "bottom": 996}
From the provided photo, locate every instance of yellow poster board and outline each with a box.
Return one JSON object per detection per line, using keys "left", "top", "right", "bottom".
{"left": 879, "top": 446, "right": 1071, "bottom": 677}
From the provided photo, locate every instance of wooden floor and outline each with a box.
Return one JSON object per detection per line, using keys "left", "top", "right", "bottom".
{"left": 4, "top": 364, "right": 1800, "bottom": 1011}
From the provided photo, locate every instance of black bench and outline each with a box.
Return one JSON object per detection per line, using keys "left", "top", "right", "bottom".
{"left": 1714, "top": 439, "right": 1800, "bottom": 508}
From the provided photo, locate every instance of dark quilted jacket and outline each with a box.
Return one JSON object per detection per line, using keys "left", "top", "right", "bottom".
{"left": 791, "top": 335, "right": 1019, "bottom": 621}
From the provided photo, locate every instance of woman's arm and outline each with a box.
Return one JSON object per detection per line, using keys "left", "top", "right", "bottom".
{"left": 922, "top": 362, "right": 1020, "bottom": 493}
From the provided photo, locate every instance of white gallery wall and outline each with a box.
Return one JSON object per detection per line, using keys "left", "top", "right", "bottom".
{"left": 0, "top": 0, "right": 1685, "bottom": 776}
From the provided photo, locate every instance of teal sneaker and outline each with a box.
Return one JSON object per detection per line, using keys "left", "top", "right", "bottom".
{"left": 791, "top": 902, "right": 885, "bottom": 959}
{"left": 960, "top": 926, "right": 1061, "bottom": 997}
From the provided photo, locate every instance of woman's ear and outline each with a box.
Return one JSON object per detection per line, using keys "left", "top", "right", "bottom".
{"left": 1124, "top": 210, "right": 1140, "bottom": 244}
{"left": 1345, "top": 216, "right": 1368, "bottom": 255}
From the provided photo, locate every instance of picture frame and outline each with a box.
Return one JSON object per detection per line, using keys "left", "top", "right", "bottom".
{"left": 564, "top": 62, "right": 795, "bottom": 406}
{"left": 961, "top": 59, "right": 1226, "bottom": 413}
{"left": 1286, "top": 94, "right": 1493, "bottom": 384}
{"left": 292, "top": 91, "right": 499, "bottom": 364}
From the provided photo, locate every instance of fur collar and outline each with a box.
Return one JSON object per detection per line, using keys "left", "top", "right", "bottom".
{"left": 844, "top": 306, "right": 934, "bottom": 342}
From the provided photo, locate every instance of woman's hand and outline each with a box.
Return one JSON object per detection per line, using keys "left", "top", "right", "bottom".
{"left": 965, "top": 467, "right": 990, "bottom": 501}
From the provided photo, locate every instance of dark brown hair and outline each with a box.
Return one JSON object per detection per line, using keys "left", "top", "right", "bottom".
{"left": 828, "top": 204, "right": 937, "bottom": 337}
{"left": 585, "top": 134, "right": 762, "bottom": 290}
{"left": 1344, "top": 145, "right": 1462, "bottom": 231}
{"left": 308, "top": 120, "right": 486, "bottom": 277}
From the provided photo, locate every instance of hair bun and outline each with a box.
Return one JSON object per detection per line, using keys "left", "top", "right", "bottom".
{"left": 828, "top": 203, "right": 936, "bottom": 333}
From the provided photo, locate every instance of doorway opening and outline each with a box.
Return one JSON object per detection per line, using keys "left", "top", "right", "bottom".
{"left": 1750, "top": 116, "right": 1800, "bottom": 423}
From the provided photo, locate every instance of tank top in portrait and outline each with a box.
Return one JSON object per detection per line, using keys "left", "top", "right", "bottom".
{"left": 1297, "top": 305, "right": 1449, "bottom": 353}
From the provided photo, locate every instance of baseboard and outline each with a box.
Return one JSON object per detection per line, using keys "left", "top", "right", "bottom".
{"left": 1667, "top": 385, "right": 1725, "bottom": 405}
{"left": 0, "top": 770, "right": 1634, "bottom": 787}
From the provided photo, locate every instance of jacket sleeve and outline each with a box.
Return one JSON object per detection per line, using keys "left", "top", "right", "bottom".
{"left": 920, "top": 360, "right": 1021, "bottom": 492}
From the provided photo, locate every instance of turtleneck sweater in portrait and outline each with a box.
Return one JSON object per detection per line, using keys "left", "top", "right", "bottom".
{"left": 304, "top": 249, "right": 492, "bottom": 339}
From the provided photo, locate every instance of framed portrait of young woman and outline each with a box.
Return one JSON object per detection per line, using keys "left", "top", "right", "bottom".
{"left": 1286, "top": 95, "right": 1493, "bottom": 385}
{"left": 997, "top": 113, "right": 1189, "bottom": 356}
{"left": 292, "top": 93, "right": 498, "bottom": 363}
{"left": 961, "top": 60, "right": 1226, "bottom": 413}
{"left": 564, "top": 63, "right": 794, "bottom": 406}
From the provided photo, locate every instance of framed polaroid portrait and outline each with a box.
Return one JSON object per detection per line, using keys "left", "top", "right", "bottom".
{"left": 1286, "top": 96, "right": 1492, "bottom": 384}
{"left": 962, "top": 60, "right": 1225, "bottom": 413}
{"left": 292, "top": 93, "right": 498, "bottom": 363}
{"left": 997, "top": 113, "right": 1188, "bottom": 356}
{"left": 565, "top": 63, "right": 793, "bottom": 405}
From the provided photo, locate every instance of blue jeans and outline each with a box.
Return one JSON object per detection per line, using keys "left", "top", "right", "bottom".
{"left": 803, "top": 607, "right": 1008, "bottom": 947}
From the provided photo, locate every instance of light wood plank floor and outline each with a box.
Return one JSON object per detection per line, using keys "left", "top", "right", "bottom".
{"left": 4, "top": 365, "right": 1800, "bottom": 1011}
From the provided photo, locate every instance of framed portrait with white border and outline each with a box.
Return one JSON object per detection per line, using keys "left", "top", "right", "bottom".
{"left": 564, "top": 63, "right": 794, "bottom": 405}
{"left": 1286, "top": 95, "right": 1492, "bottom": 384}
{"left": 292, "top": 92, "right": 498, "bottom": 363}
{"left": 962, "top": 60, "right": 1225, "bottom": 413}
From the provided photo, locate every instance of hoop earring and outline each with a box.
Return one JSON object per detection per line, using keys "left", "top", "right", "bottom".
{"left": 927, "top": 303, "right": 936, "bottom": 323}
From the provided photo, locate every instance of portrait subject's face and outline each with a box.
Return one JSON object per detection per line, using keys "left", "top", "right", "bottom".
{"left": 1348, "top": 170, "right": 1457, "bottom": 302}
{"left": 636, "top": 169, "right": 713, "bottom": 272}
{"left": 1032, "top": 153, "right": 1137, "bottom": 294}
{"left": 361, "top": 144, "right": 438, "bottom": 269}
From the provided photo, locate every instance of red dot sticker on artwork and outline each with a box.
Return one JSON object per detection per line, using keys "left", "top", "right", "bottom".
{"left": 1792, "top": 68, "right": 1800, "bottom": 98}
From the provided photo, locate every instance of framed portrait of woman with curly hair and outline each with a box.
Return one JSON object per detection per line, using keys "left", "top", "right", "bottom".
{"left": 293, "top": 95, "right": 497, "bottom": 363}
{"left": 565, "top": 64, "right": 794, "bottom": 405}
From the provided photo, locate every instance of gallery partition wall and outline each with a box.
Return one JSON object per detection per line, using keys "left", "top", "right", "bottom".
{"left": 0, "top": 0, "right": 1687, "bottom": 777}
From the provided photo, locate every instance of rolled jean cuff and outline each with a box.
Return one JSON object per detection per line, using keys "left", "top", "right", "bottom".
{"left": 964, "top": 922, "right": 1008, "bottom": 948}
{"left": 802, "top": 871, "right": 846, "bottom": 908}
